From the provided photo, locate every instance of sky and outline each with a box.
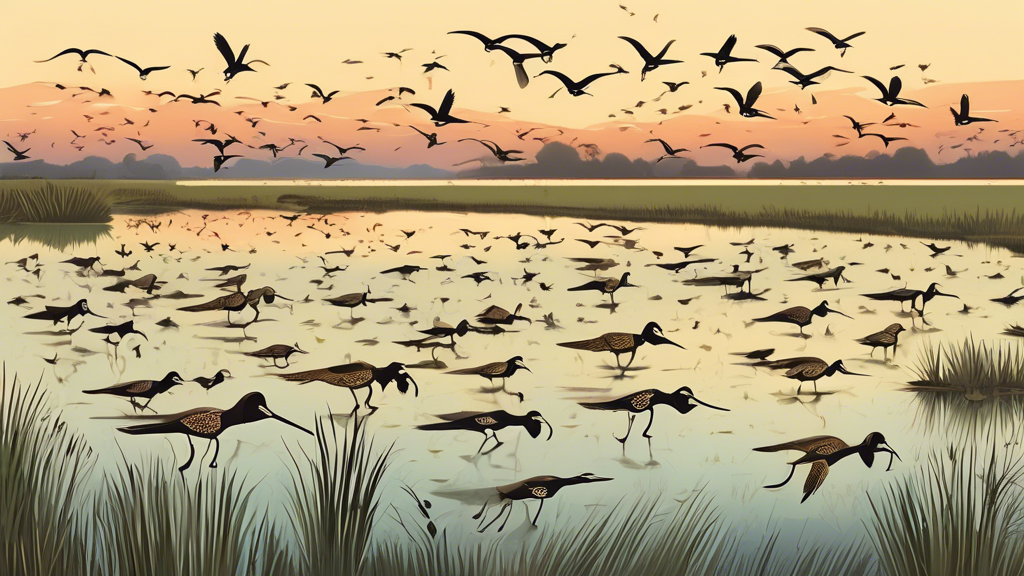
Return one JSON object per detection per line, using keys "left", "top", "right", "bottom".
{"left": 2, "top": 0, "right": 1023, "bottom": 171}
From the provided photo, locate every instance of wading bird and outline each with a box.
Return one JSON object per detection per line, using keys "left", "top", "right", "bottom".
{"left": 85, "top": 371, "right": 185, "bottom": 411}
{"left": 856, "top": 323, "right": 905, "bottom": 360}
{"left": 558, "top": 321, "right": 682, "bottom": 370}
{"left": 754, "top": 432, "right": 899, "bottom": 502}
{"left": 445, "top": 356, "right": 531, "bottom": 401}
{"left": 417, "top": 409, "right": 552, "bottom": 455}
{"left": 752, "top": 300, "right": 852, "bottom": 336}
{"left": 276, "top": 361, "right": 417, "bottom": 413}
{"left": 754, "top": 357, "right": 867, "bottom": 394}
{"left": 118, "top": 392, "right": 311, "bottom": 476}
{"left": 474, "top": 473, "right": 611, "bottom": 532}
{"left": 581, "top": 386, "right": 727, "bottom": 457}
{"left": 245, "top": 343, "right": 308, "bottom": 368}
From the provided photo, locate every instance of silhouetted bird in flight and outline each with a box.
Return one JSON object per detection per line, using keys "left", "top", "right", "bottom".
{"left": 618, "top": 36, "right": 683, "bottom": 80}
{"left": 776, "top": 65, "right": 851, "bottom": 89}
{"left": 306, "top": 83, "right": 340, "bottom": 104}
{"left": 862, "top": 76, "right": 926, "bottom": 107}
{"left": 536, "top": 65, "right": 627, "bottom": 97}
{"left": 459, "top": 138, "right": 523, "bottom": 162}
{"left": 950, "top": 94, "right": 995, "bottom": 125}
{"left": 214, "top": 32, "right": 268, "bottom": 81}
{"left": 411, "top": 89, "right": 469, "bottom": 126}
{"left": 410, "top": 125, "right": 445, "bottom": 148}
{"left": 806, "top": 27, "right": 865, "bottom": 57}
{"left": 645, "top": 138, "right": 688, "bottom": 162}
{"left": 700, "top": 35, "right": 757, "bottom": 73}
{"left": 4, "top": 141, "right": 30, "bottom": 160}
{"left": 755, "top": 44, "right": 814, "bottom": 67}
{"left": 715, "top": 82, "right": 774, "bottom": 119}
{"left": 702, "top": 142, "right": 765, "bottom": 163}
{"left": 115, "top": 56, "right": 170, "bottom": 80}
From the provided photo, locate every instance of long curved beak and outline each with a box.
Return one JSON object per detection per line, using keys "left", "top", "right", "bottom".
{"left": 838, "top": 365, "right": 869, "bottom": 376}
{"left": 265, "top": 408, "right": 313, "bottom": 436}
{"left": 88, "top": 310, "right": 105, "bottom": 318}
{"left": 135, "top": 330, "right": 148, "bottom": 341}
{"left": 276, "top": 294, "right": 293, "bottom": 302}
{"left": 827, "top": 307, "right": 853, "bottom": 319}
{"left": 935, "top": 290, "right": 958, "bottom": 299}
{"left": 692, "top": 396, "right": 729, "bottom": 411}
{"left": 404, "top": 373, "right": 420, "bottom": 397}
{"left": 881, "top": 444, "right": 901, "bottom": 471}
{"left": 540, "top": 417, "right": 553, "bottom": 441}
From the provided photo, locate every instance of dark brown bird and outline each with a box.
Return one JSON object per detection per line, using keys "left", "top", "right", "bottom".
{"left": 754, "top": 357, "right": 867, "bottom": 394}
{"left": 84, "top": 371, "right": 185, "bottom": 412}
{"left": 475, "top": 303, "right": 531, "bottom": 325}
{"left": 752, "top": 300, "right": 851, "bottom": 336}
{"left": 324, "top": 287, "right": 393, "bottom": 317}
{"left": 445, "top": 356, "right": 530, "bottom": 401}
{"left": 474, "top": 473, "right": 611, "bottom": 531}
{"left": 557, "top": 321, "right": 682, "bottom": 370}
{"left": 856, "top": 323, "right": 905, "bottom": 359}
{"left": 178, "top": 286, "right": 289, "bottom": 325}
{"left": 417, "top": 409, "right": 552, "bottom": 455}
{"left": 754, "top": 432, "right": 899, "bottom": 502}
{"left": 276, "top": 361, "right": 417, "bottom": 413}
{"left": 245, "top": 343, "right": 308, "bottom": 368}
{"left": 118, "top": 392, "right": 311, "bottom": 476}
{"left": 567, "top": 272, "right": 636, "bottom": 304}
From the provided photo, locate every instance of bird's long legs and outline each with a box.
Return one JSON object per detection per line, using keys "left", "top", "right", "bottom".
{"left": 179, "top": 436, "right": 196, "bottom": 476}
{"left": 364, "top": 386, "right": 378, "bottom": 414}
{"left": 481, "top": 433, "right": 504, "bottom": 456}
{"left": 532, "top": 499, "right": 544, "bottom": 526}
{"left": 479, "top": 500, "right": 512, "bottom": 532}
{"left": 209, "top": 438, "right": 221, "bottom": 468}
{"left": 476, "top": 431, "right": 494, "bottom": 454}
{"left": 615, "top": 414, "right": 636, "bottom": 451}
{"left": 349, "top": 389, "right": 361, "bottom": 411}
{"left": 764, "top": 464, "right": 797, "bottom": 489}
{"left": 472, "top": 496, "right": 493, "bottom": 522}
{"left": 497, "top": 501, "right": 517, "bottom": 532}
{"left": 641, "top": 409, "right": 656, "bottom": 459}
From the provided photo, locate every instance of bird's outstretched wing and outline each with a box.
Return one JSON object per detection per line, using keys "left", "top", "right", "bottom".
{"left": 862, "top": 76, "right": 889, "bottom": 97}
{"left": 619, "top": 36, "right": 654, "bottom": 62}
{"left": 537, "top": 70, "right": 575, "bottom": 90}
{"left": 714, "top": 86, "right": 745, "bottom": 107}
{"left": 438, "top": 89, "right": 456, "bottom": 116}
{"left": 213, "top": 33, "right": 235, "bottom": 65}
{"left": 703, "top": 142, "right": 740, "bottom": 153}
{"left": 745, "top": 82, "right": 763, "bottom": 106}
{"left": 448, "top": 30, "right": 494, "bottom": 46}
{"left": 806, "top": 27, "right": 840, "bottom": 44}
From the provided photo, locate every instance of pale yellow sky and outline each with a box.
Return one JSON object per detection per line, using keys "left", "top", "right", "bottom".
{"left": 5, "top": 0, "right": 1023, "bottom": 129}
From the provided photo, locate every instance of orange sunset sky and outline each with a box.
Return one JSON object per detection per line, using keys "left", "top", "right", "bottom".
{"left": 2, "top": 0, "right": 1023, "bottom": 172}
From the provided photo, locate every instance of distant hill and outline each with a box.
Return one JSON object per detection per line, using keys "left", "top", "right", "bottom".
{"left": 2, "top": 143, "right": 1023, "bottom": 180}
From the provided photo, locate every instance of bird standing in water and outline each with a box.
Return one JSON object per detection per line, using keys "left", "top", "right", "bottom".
{"left": 474, "top": 473, "right": 612, "bottom": 532}
{"left": 118, "top": 392, "right": 311, "bottom": 477}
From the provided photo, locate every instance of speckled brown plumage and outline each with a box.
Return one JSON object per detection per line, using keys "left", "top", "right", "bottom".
{"left": 278, "top": 361, "right": 375, "bottom": 388}
{"left": 629, "top": 391, "right": 655, "bottom": 410}
{"left": 784, "top": 359, "right": 828, "bottom": 379}
{"left": 181, "top": 410, "right": 223, "bottom": 435}
{"left": 559, "top": 332, "right": 635, "bottom": 352}
{"left": 125, "top": 381, "right": 154, "bottom": 394}
{"left": 475, "top": 416, "right": 499, "bottom": 426}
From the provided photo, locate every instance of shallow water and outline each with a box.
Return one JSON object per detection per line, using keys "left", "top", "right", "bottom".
{"left": 2, "top": 208, "right": 1021, "bottom": 546}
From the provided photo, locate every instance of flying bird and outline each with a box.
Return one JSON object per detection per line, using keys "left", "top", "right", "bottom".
{"left": 410, "top": 89, "right": 469, "bottom": 126}
{"left": 862, "top": 76, "right": 926, "bottom": 107}
{"left": 715, "top": 82, "right": 774, "bottom": 119}
{"left": 702, "top": 142, "right": 765, "bottom": 163}
{"left": 115, "top": 56, "right": 170, "bottom": 80}
{"left": 618, "top": 36, "right": 682, "bottom": 80}
{"left": 214, "top": 32, "right": 268, "bottom": 81}
{"left": 806, "top": 27, "right": 866, "bottom": 57}
{"left": 700, "top": 35, "right": 757, "bottom": 73}
{"left": 536, "top": 65, "right": 627, "bottom": 97}
{"left": 950, "top": 94, "right": 995, "bottom": 125}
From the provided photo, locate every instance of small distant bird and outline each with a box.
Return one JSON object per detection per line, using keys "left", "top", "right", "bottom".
{"left": 115, "top": 56, "right": 170, "bottom": 80}
{"left": 950, "top": 94, "right": 995, "bottom": 126}
{"left": 805, "top": 27, "right": 865, "bottom": 57}
{"left": 84, "top": 371, "right": 185, "bottom": 412}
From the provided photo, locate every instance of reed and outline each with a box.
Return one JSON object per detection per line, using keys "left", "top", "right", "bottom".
{"left": 91, "top": 457, "right": 263, "bottom": 576}
{"left": 284, "top": 412, "right": 392, "bottom": 576}
{"left": 0, "top": 367, "right": 95, "bottom": 576}
{"left": 867, "top": 445, "right": 1024, "bottom": 576}
{"left": 0, "top": 182, "right": 111, "bottom": 223}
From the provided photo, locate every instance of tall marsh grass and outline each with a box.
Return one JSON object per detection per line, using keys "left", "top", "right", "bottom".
{"left": 6, "top": 366, "right": 1024, "bottom": 576}
{"left": 0, "top": 368, "right": 94, "bottom": 576}
{"left": 867, "top": 446, "right": 1024, "bottom": 576}
{"left": 0, "top": 182, "right": 111, "bottom": 223}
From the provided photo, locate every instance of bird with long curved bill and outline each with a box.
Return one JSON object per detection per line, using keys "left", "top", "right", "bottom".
{"left": 118, "top": 392, "right": 311, "bottom": 477}
{"left": 754, "top": 432, "right": 899, "bottom": 502}
{"left": 417, "top": 409, "right": 553, "bottom": 455}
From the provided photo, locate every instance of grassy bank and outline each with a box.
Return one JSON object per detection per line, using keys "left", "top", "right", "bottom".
{"left": 1, "top": 179, "right": 1023, "bottom": 252}
{"left": 6, "top": 370, "right": 1024, "bottom": 575}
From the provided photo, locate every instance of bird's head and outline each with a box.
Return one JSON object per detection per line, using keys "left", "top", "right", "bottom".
{"left": 863, "top": 432, "right": 901, "bottom": 470}
{"left": 383, "top": 362, "right": 418, "bottom": 396}
{"left": 642, "top": 322, "right": 684, "bottom": 349}
{"left": 511, "top": 356, "right": 531, "bottom": 373}
{"left": 668, "top": 386, "right": 729, "bottom": 414}
{"left": 238, "top": 392, "right": 313, "bottom": 435}
{"left": 815, "top": 300, "right": 852, "bottom": 319}
{"left": 77, "top": 299, "right": 104, "bottom": 317}
{"left": 927, "top": 283, "right": 958, "bottom": 299}
{"left": 165, "top": 371, "right": 187, "bottom": 387}
{"left": 523, "top": 410, "right": 553, "bottom": 440}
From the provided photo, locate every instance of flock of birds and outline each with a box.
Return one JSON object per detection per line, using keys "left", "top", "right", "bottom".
{"left": 11, "top": 206, "right": 1023, "bottom": 531}
{"left": 6, "top": 21, "right": 1022, "bottom": 171}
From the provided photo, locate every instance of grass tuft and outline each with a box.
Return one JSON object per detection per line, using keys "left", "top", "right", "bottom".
{"left": 0, "top": 182, "right": 111, "bottom": 223}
